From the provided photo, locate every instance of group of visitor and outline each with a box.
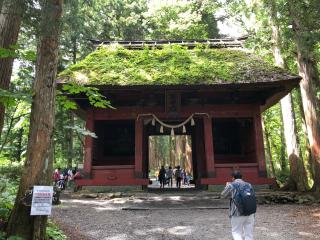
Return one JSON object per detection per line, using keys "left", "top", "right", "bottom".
{"left": 52, "top": 167, "right": 81, "bottom": 190}
{"left": 157, "top": 165, "right": 192, "bottom": 188}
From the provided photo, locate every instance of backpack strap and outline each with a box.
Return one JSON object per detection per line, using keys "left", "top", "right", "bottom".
{"left": 230, "top": 182, "right": 240, "bottom": 216}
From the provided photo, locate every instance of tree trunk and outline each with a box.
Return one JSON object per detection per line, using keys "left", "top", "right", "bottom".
{"left": 262, "top": 118, "right": 275, "bottom": 177}
{"left": 279, "top": 119, "right": 287, "bottom": 172}
{"left": 269, "top": 2, "right": 308, "bottom": 190}
{"left": 64, "top": 36, "right": 77, "bottom": 168}
{"left": 6, "top": 0, "right": 63, "bottom": 239}
{"left": 66, "top": 112, "right": 74, "bottom": 168}
{"left": 175, "top": 136, "right": 182, "bottom": 167}
{"left": 0, "top": 105, "right": 17, "bottom": 153}
{"left": 148, "top": 136, "right": 155, "bottom": 171}
{"left": 186, "top": 136, "right": 192, "bottom": 172}
{"left": 290, "top": 4, "right": 320, "bottom": 191}
{"left": 296, "top": 50, "right": 320, "bottom": 190}
{"left": 181, "top": 135, "right": 187, "bottom": 171}
{"left": 297, "top": 92, "right": 315, "bottom": 182}
{"left": 169, "top": 136, "right": 173, "bottom": 166}
{"left": 155, "top": 137, "right": 159, "bottom": 169}
{"left": 0, "top": 0, "right": 24, "bottom": 139}
{"left": 281, "top": 94, "right": 308, "bottom": 191}
{"left": 72, "top": 37, "right": 77, "bottom": 64}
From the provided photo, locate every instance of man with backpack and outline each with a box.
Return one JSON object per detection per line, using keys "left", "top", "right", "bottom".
{"left": 221, "top": 170, "right": 256, "bottom": 240}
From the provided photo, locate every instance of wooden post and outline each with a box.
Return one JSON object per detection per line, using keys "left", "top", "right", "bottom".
{"left": 254, "top": 113, "right": 267, "bottom": 177}
{"left": 203, "top": 116, "right": 215, "bottom": 177}
{"left": 83, "top": 109, "right": 94, "bottom": 178}
{"left": 135, "top": 117, "right": 143, "bottom": 178}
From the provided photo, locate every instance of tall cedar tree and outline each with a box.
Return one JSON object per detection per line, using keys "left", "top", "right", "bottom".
{"left": 268, "top": 0, "right": 308, "bottom": 191}
{"left": 6, "top": 0, "right": 63, "bottom": 239}
{"left": 0, "top": 0, "right": 25, "bottom": 138}
{"left": 289, "top": 0, "right": 320, "bottom": 191}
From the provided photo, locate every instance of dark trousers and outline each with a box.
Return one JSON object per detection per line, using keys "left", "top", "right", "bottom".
{"left": 176, "top": 177, "right": 182, "bottom": 188}
{"left": 159, "top": 177, "right": 165, "bottom": 188}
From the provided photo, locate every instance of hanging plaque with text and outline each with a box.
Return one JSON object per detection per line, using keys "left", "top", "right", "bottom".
{"left": 30, "top": 186, "right": 53, "bottom": 216}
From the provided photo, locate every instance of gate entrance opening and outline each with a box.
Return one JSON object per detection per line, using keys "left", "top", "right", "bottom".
{"left": 148, "top": 135, "right": 195, "bottom": 189}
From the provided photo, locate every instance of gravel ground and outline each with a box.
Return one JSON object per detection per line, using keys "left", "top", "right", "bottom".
{"left": 51, "top": 192, "right": 320, "bottom": 240}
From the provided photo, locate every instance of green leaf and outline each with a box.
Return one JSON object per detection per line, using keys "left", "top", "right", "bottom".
{"left": 0, "top": 89, "right": 32, "bottom": 105}
{"left": 19, "top": 50, "right": 37, "bottom": 62}
{"left": 58, "top": 83, "right": 113, "bottom": 110}
{"left": 46, "top": 220, "right": 67, "bottom": 240}
{"left": 0, "top": 47, "right": 17, "bottom": 58}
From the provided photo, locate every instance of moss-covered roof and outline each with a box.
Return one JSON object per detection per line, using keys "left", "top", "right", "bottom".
{"left": 58, "top": 44, "right": 298, "bottom": 86}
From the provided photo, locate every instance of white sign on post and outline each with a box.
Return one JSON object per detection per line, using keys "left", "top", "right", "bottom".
{"left": 30, "top": 186, "right": 53, "bottom": 216}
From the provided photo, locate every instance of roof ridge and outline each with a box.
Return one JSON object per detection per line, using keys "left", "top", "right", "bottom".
{"left": 89, "top": 37, "right": 247, "bottom": 49}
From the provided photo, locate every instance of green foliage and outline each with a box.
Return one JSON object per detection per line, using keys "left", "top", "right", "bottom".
{"left": 57, "top": 83, "right": 113, "bottom": 109}
{"left": 0, "top": 45, "right": 36, "bottom": 62}
{"left": 78, "top": 0, "right": 148, "bottom": 41}
{"left": 0, "top": 89, "right": 31, "bottom": 106}
{"left": 64, "top": 125, "right": 97, "bottom": 138}
{"left": 0, "top": 233, "right": 27, "bottom": 240}
{"left": 0, "top": 159, "right": 23, "bottom": 179}
{"left": 59, "top": 44, "right": 292, "bottom": 86}
{"left": 6, "top": 236, "right": 24, "bottom": 240}
{"left": 19, "top": 50, "right": 36, "bottom": 62}
{"left": 0, "top": 47, "right": 17, "bottom": 58}
{"left": 0, "top": 159, "right": 21, "bottom": 227}
{"left": 0, "top": 168, "right": 19, "bottom": 222}
{"left": 54, "top": 107, "right": 86, "bottom": 168}
{"left": 146, "top": 0, "right": 220, "bottom": 40}
{"left": 263, "top": 103, "right": 289, "bottom": 183}
{"left": 0, "top": 231, "right": 5, "bottom": 240}
{"left": 0, "top": 78, "right": 31, "bottom": 162}
{"left": 46, "top": 221, "right": 67, "bottom": 240}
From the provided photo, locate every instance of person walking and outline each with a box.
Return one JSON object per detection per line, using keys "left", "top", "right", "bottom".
{"left": 166, "top": 166, "right": 173, "bottom": 187}
{"left": 53, "top": 167, "right": 61, "bottom": 185}
{"left": 175, "top": 166, "right": 182, "bottom": 189}
{"left": 221, "top": 170, "right": 256, "bottom": 240}
{"left": 158, "top": 166, "right": 166, "bottom": 188}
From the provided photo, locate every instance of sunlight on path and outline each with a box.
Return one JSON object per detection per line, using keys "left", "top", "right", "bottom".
{"left": 52, "top": 195, "right": 320, "bottom": 240}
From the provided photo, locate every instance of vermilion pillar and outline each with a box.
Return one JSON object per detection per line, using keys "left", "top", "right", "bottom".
{"left": 254, "top": 113, "right": 267, "bottom": 177}
{"left": 83, "top": 108, "right": 94, "bottom": 178}
{"left": 135, "top": 117, "right": 143, "bottom": 178}
{"left": 203, "top": 116, "right": 215, "bottom": 177}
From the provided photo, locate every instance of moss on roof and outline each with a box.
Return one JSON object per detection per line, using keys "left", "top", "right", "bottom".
{"left": 59, "top": 44, "right": 297, "bottom": 86}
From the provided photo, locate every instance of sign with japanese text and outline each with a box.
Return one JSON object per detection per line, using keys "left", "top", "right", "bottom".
{"left": 30, "top": 186, "right": 53, "bottom": 216}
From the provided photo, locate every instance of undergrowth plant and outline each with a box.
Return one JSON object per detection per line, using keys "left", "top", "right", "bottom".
{"left": 46, "top": 220, "right": 67, "bottom": 240}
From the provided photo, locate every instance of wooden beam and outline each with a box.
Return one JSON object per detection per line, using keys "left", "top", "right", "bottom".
{"left": 254, "top": 112, "right": 267, "bottom": 176}
{"left": 203, "top": 116, "right": 215, "bottom": 177}
{"left": 134, "top": 117, "right": 143, "bottom": 178}
{"left": 260, "top": 80, "right": 301, "bottom": 112}
{"left": 83, "top": 108, "right": 94, "bottom": 178}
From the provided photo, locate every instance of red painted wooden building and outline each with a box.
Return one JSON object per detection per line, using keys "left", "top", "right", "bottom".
{"left": 59, "top": 39, "right": 300, "bottom": 188}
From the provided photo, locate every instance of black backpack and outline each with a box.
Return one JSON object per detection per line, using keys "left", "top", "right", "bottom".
{"left": 231, "top": 182, "right": 256, "bottom": 216}
{"left": 175, "top": 169, "right": 182, "bottom": 178}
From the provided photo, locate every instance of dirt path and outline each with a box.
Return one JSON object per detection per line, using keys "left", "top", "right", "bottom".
{"left": 51, "top": 192, "right": 320, "bottom": 240}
